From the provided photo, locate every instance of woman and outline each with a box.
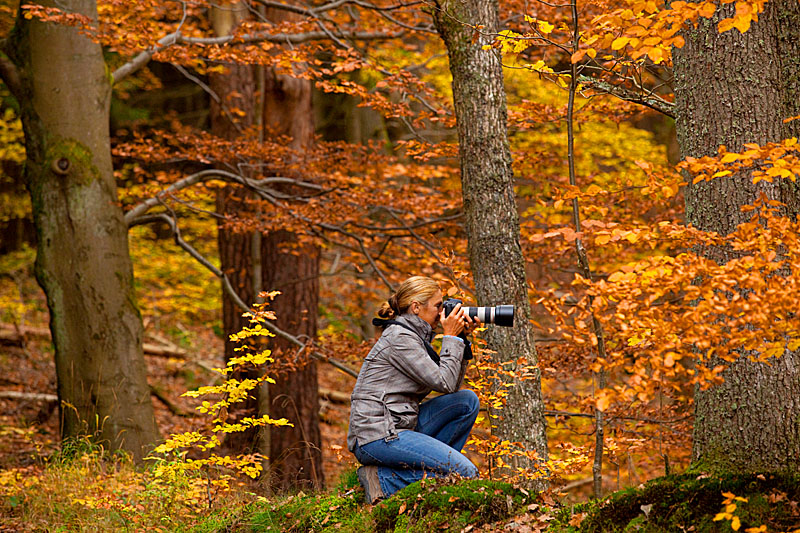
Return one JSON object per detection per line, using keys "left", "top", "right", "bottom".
{"left": 347, "top": 276, "right": 481, "bottom": 503}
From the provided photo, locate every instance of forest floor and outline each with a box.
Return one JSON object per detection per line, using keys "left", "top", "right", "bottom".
{"left": 0, "top": 317, "right": 359, "bottom": 485}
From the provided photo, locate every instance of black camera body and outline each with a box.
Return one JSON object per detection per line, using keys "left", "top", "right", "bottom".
{"left": 441, "top": 298, "right": 515, "bottom": 327}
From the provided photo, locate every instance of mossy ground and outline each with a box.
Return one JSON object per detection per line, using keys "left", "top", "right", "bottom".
{"left": 571, "top": 472, "right": 800, "bottom": 532}
{"left": 190, "top": 471, "right": 800, "bottom": 532}
{"left": 225, "top": 472, "right": 538, "bottom": 532}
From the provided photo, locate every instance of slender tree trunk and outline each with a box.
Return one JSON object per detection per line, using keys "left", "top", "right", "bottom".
{"left": 432, "top": 0, "right": 548, "bottom": 473}
{"left": 3, "top": 0, "right": 159, "bottom": 460}
{"left": 263, "top": 230, "right": 322, "bottom": 490}
{"left": 673, "top": 0, "right": 800, "bottom": 473}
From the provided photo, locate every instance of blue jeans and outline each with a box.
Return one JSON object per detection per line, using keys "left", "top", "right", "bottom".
{"left": 353, "top": 389, "right": 480, "bottom": 497}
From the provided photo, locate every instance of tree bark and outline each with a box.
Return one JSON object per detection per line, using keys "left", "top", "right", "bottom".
{"left": 673, "top": 0, "right": 800, "bottom": 473}
{"left": 3, "top": 0, "right": 159, "bottom": 460}
{"left": 432, "top": 0, "right": 548, "bottom": 473}
{"left": 209, "top": 2, "right": 323, "bottom": 490}
{"left": 260, "top": 8, "right": 323, "bottom": 488}
{"left": 263, "top": 230, "right": 323, "bottom": 490}
{"left": 208, "top": 2, "right": 263, "bottom": 454}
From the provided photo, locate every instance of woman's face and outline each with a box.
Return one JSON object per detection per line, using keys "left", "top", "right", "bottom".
{"left": 415, "top": 290, "right": 443, "bottom": 328}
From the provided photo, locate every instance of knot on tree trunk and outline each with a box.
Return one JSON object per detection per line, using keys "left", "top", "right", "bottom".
{"left": 51, "top": 157, "right": 71, "bottom": 175}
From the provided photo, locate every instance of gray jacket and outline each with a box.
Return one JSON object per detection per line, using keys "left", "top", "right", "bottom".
{"left": 347, "top": 313, "right": 468, "bottom": 451}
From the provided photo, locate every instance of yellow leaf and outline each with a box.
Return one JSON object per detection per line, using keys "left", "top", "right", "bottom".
{"left": 647, "top": 47, "right": 664, "bottom": 63}
{"left": 595, "top": 234, "right": 611, "bottom": 245}
{"left": 612, "top": 37, "right": 629, "bottom": 50}
{"left": 720, "top": 153, "right": 740, "bottom": 163}
{"left": 733, "top": 14, "right": 751, "bottom": 33}
{"left": 595, "top": 394, "right": 611, "bottom": 412}
{"left": 538, "top": 20, "right": 554, "bottom": 34}
{"left": 700, "top": 2, "right": 717, "bottom": 17}
{"left": 732, "top": 516, "right": 741, "bottom": 531}
{"left": 587, "top": 48, "right": 597, "bottom": 58}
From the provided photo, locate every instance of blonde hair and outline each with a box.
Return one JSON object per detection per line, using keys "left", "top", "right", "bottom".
{"left": 377, "top": 276, "right": 440, "bottom": 320}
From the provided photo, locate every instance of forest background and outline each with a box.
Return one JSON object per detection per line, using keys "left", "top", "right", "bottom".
{"left": 0, "top": 0, "right": 799, "bottom": 530}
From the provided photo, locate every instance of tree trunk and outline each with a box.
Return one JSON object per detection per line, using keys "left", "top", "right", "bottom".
{"left": 263, "top": 230, "right": 323, "bottom": 490}
{"left": 432, "top": 1, "right": 548, "bottom": 473}
{"left": 673, "top": 0, "right": 800, "bottom": 473}
{"left": 4, "top": 0, "right": 159, "bottom": 460}
{"left": 260, "top": 16, "right": 324, "bottom": 488}
{"left": 208, "top": 2, "right": 323, "bottom": 489}
{"left": 208, "top": 2, "right": 264, "bottom": 454}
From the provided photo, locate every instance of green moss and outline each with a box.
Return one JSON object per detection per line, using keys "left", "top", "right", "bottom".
{"left": 248, "top": 490, "right": 369, "bottom": 532}
{"left": 372, "top": 478, "right": 537, "bottom": 533}
{"left": 576, "top": 472, "right": 800, "bottom": 532}
{"left": 242, "top": 477, "right": 537, "bottom": 533}
{"left": 44, "top": 137, "right": 97, "bottom": 184}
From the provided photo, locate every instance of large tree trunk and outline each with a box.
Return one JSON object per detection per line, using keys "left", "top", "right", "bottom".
{"left": 3, "top": 0, "right": 159, "bottom": 460}
{"left": 673, "top": 0, "right": 800, "bottom": 473}
{"left": 432, "top": 1, "right": 548, "bottom": 473}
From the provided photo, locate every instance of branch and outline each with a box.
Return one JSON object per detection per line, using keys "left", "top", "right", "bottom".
{"left": 124, "top": 169, "right": 323, "bottom": 225}
{"left": 112, "top": 29, "right": 400, "bottom": 84}
{"left": 0, "top": 46, "right": 23, "bottom": 99}
{"left": 112, "top": 31, "right": 181, "bottom": 84}
{"left": 577, "top": 74, "right": 675, "bottom": 118}
{"left": 128, "top": 212, "right": 360, "bottom": 379}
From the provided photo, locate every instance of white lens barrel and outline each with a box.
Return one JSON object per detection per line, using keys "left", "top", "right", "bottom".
{"left": 463, "top": 306, "right": 493, "bottom": 324}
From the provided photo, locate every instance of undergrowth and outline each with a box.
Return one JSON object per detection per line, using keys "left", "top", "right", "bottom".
{"left": 0, "top": 437, "right": 257, "bottom": 532}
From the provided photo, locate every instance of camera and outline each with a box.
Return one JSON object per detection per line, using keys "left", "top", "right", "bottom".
{"left": 441, "top": 298, "right": 515, "bottom": 327}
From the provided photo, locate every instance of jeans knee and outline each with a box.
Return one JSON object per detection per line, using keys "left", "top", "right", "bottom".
{"left": 460, "top": 389, "right": 479, "bottom": 416}
{"left": 462, "top": 462, "right": 478, "bottom": 478}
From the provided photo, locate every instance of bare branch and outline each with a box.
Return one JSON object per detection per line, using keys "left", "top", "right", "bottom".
{"left": 124, "top": 169, "right": 324, "bottom": 225}
{"left": 112, "top": 31, "right": 181, "bottom": 84}
{"left": 112, "top": 29, "right": 400, "bottom": 84}
{"left": 128, "top": 212, "right": 359, "bottom": 378}
{"left": 577, "top": 74, "right": 675, "bottom": 118}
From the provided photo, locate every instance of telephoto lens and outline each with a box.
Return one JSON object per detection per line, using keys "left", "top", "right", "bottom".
{"left": 442, "top": 299, "right": 515, "bottom": 327}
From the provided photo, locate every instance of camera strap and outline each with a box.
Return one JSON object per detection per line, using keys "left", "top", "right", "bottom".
{"left": 371, "top": 318, "right": 440, "bottom": 365}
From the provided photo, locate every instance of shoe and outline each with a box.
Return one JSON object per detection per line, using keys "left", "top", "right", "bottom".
{"left": 357, "top": 465, "right": 385, "bottom": 504}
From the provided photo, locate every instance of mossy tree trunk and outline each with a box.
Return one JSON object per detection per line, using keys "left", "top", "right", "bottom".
{"left": 1, "top": 0, "right": 159, "bottom": 460}
{"left": 673, "top": 0, "right": 800, "bottom": 473}
{"left": 431, "top": 0, "right": 548, "bottom": 473}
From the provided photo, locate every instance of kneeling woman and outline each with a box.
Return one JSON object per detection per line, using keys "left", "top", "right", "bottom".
{"left": 347, "top": 276, "right": 480, "bottom": 503}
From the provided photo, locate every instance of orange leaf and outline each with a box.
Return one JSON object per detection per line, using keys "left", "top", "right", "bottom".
{"left": 571, "top": 49, "right": 587, "bottom": 63}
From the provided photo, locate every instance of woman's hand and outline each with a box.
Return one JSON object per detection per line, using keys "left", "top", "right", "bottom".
{"left": 440, "top": 304, "right": 481, "bottom": 337}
